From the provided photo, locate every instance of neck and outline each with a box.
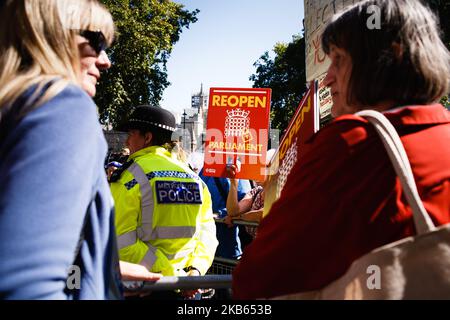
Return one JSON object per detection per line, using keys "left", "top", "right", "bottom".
{"left": 356, "top": 100, "right": 397, "bottom": 113}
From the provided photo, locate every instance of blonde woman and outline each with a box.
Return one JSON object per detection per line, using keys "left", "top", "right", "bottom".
{"left": 0, "top": 0, "right": 121, "bottom": 299}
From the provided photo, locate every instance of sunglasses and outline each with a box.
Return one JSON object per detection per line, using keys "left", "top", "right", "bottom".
{"left": 77, "top": 30, "right": 108, "bottom": 55}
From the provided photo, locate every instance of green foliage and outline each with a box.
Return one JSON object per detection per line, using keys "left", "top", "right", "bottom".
{"left": 441, "top": 96, "right": 450, "bottom": 110}
{"left": 250, "top": 35, "right": 307, "bottom": 133}
{"left": 96, "top": 0, "right": 198, "bottom": 128}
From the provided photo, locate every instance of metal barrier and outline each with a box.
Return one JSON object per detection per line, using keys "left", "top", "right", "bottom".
{"left": 207, "top": 256, "right": 239, "bottom": 275}
{"left": 214, "top": 217, "right": 259, "bottom": 227}
{"left": 123, "top": 274, "right": 232, "bottom": 293}
{"left": 210, "top": 217, "right": 258, "bottom": 275}
{"left": 214, "top": 217, "right": 259, "bottom": 240}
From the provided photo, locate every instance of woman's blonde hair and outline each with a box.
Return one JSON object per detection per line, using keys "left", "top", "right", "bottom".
{"left": 0, "top": 0, "right": 115, "bottom": 116}
{"left": 167, "top": 141, "right": 189, "bottom": 164}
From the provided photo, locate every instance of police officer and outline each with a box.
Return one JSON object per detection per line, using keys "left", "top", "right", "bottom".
{"left": 110, "top": 105, "right": 218, "bottom": 297}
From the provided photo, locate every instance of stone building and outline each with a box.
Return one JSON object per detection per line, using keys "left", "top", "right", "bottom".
{"left": 178, "top": 84, "right": 208, "bottom": 152}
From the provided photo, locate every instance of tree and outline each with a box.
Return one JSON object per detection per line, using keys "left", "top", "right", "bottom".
{"left": 250, "top": 35, "right": 307, "bottom": 133}
{"left": 96, "top": 0, "right": 199, "bottom": 128}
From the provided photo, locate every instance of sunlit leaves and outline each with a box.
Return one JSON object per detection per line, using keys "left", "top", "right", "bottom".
{"left": 96, "top": 0, "right": 198, "bottom": 128}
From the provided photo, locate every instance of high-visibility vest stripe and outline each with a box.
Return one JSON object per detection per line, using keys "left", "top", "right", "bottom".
{"left": 140, "top": 244, "right": 158, "bottom": 270}
{"left": 117, "top": 226, "right": 197, "bottom": 250}
{"left": 124, "top": 171, "right": 201, "bottom": 190}
{"left": 127, "top": 163, "right": 154, "bottom": 242}
{"left": 150, "top": 226, "right": 196, "bottom": 240}
{"left": 117, "top": 229, "right": 192, "bottom": 263}
{"left": 166, "top": 248, "right": 192, "bottom": 260}
{"left": 117, "top": 231, "right": 137, "bottom": 249}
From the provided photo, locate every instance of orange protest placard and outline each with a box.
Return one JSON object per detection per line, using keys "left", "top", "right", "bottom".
{"left": 203, "top": 87, "right": 271, "bottom": 181}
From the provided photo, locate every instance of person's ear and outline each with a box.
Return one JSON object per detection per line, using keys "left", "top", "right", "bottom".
{"left": 392, "top": 41, "right": 403, "bottom": 62}
{"left": 144, "top": 132, "right": 153, "bottom": 146}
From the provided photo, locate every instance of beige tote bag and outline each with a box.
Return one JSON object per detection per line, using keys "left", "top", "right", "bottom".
{"left": 272, "top": 110, "right": 450, "bottom": 300}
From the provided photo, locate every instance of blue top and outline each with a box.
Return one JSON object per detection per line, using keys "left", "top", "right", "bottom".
{"left": 0, "top": 84, "right": 121, "bottom": 299}
{"left": 199, "top": 169, "right": 251, "bottom": 259}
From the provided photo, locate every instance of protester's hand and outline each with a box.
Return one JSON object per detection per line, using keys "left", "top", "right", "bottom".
{"left": 120, "top": 261, "right": 163, "bottom": 298}
{"left": 181, "top": 268, "right": 202, "bottom": 299}
{"left": 225, "top": 164, "right": 238, "bottom": 178}
{"left": 224, "top": 215, "right": 235, "bottom": 227}
{"left": 119, "top": 261, "right": 162, "bottom": 281}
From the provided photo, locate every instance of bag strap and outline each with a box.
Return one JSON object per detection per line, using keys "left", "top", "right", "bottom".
{"left": 355, "top": 109, "right": 436, "bottom": 235}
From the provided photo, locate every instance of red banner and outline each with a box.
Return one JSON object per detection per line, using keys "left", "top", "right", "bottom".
{"left": 203, "top": 88, "right": 271, "bottom": 181}
{"left": 263, "top": 81, "right": 319, "bottom": 217}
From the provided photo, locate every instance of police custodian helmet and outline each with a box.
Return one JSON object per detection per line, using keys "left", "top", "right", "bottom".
{"left": 117, "top": 105, "right": 177, "bottom": 146}
{"left": 118, "top": 105, "right": 176, "bottom": 133}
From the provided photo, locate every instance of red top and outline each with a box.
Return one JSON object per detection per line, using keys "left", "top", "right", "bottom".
{"left": 232, "top": 104, "right": 450, "bottom": 299}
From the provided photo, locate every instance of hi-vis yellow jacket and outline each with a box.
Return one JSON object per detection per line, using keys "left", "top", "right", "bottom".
{"left": 110, "top": 146, "right": 218, "bottom": 276}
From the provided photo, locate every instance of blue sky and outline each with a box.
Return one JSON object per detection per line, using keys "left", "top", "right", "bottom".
{"left": 160, "top": 0, "right": 305, "bottom": 118}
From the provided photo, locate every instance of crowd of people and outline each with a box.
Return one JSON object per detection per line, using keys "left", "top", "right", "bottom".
{"left": 0, "top": 0, "right": 449, "bottom": 300}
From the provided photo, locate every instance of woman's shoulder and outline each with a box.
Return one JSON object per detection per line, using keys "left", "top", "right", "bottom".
{"left": 309, "top": 114, "right": 371, "bottom": 148}
{"left": 35, "top": 84, "right": 100, "bottom": 133}
{"left": 14, "top": 82, "right": 96, "bottom": 123}
{"left": 46, "top": 84, "right": 96, "bottom": 116}
{"left": 319, "top": 114, "right": 369, "bottom": 134}
{"left": 12, "top": 83, "right": 106, "bottom": 162}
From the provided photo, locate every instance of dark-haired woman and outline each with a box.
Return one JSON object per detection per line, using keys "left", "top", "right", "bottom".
{"left": 233, "top": 0, "right": 450, "bottom": 299}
